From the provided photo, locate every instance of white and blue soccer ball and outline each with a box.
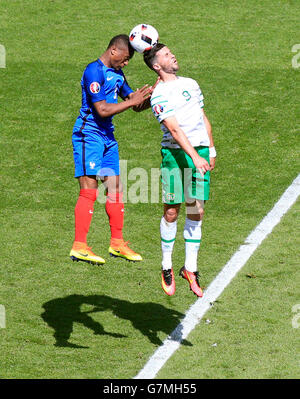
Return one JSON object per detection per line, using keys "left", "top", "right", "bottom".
{"left": 129, "top": 24, "right": 159, "bottom": 53}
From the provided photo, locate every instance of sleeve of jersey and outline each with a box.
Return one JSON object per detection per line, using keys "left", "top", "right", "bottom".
{"left": 84, "top": 65, "right": 106, "bottom": 103}
{"left": 151, "top": 93, "right": 175, "bottom": 123}
{"left": 197, "top": 84, "right": 205, "bottom": 108}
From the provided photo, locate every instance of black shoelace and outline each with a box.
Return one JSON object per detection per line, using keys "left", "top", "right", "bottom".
{"left": 194, "top": 271, "right": 200, "bottom": 286}
{"left": 163, "top": 269, "right": 172, "bottom": 285}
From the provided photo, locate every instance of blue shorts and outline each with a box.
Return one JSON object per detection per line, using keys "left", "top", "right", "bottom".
{"left": 72, "top": 131, "right": 120, "bottom": 178}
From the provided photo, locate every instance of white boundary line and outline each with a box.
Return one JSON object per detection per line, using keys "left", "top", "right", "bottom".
{"left": 135, "top": 173, "right": 300, "bottom": 379}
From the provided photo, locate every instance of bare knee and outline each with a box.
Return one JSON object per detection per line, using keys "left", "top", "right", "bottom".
{"left": 78, "top": 175, "right": 98, "bottom": 189}
{"left": 102, "top": 175, "right": 123, "bottom": 194}
{"left": 186, "top": 200, "right": 205, "bottom": 221}
{"left": 164, "top": 207, "right": 179, "bottom": 223}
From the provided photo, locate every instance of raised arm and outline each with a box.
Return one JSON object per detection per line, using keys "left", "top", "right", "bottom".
{"left": 93, "top": 85, "right": 151, "bottom": 118}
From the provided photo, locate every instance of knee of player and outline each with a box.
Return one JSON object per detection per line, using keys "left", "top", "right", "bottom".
{"left": 104, "top": 178, "right": 123, "bottom": 194}
{"left": 117, "top": 181, "right": 123, "bottom": 193}
{"left": 186, "top": 205, "right": 204, "bottom": 220}
{"left": 199, "top": 207, "right": 205, "bottom": 219}
{"left": 164, "top": 208, "right": 179, "bottom": 223}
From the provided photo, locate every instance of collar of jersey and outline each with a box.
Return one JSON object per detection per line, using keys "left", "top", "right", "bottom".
{"left": 97, "top": 58, "right": 118, "bottom": 74}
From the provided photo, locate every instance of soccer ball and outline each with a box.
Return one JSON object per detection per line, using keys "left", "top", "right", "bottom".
{"left": 129, "top": 24, "right": 159, "bottom": 53}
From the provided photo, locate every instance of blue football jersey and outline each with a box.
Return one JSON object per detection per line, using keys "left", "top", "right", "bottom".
{"left": 73, "top": 59, "right": 133, "bottom": 135}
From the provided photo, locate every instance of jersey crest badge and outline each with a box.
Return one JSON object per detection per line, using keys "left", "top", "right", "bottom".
{"left": 90, "top": 82, "right": 100, "bottom": 94}
{"left": 153, "top": 104, "right": 164, "bottom": 115}
{"left": 165, "top": 193, "right": 175, "bottom": 202}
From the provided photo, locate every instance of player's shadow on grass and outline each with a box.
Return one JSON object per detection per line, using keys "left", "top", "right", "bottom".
{"left": 41, "top": 294, "right": 192, "bottom": 348}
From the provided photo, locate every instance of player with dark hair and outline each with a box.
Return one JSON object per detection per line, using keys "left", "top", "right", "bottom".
{"left": 144, "top": 44, "right": 216, "bottom": 297}
{"left": 70, "top": 34, "right": 153, "bottom": 265}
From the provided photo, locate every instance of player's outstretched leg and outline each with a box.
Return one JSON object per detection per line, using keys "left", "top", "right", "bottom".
{"left": 70, "top": 187, "right": 105, "bottom": 265}
{"left": 161, "top": 268, "right": 176, "bottom": 296}
{"left": 160, "top": 214, "right": 177, "bottom": 295}
{"left": 181, "top": 214, "right": 203, "bottom": 296}
{"left": 179, "top": 266, "right": 203, "bottom": 297}
{"left": 105, "top": 189, "right": 142, "bottom": 262}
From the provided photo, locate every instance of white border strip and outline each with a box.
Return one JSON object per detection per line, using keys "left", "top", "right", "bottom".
{"left": 135, "top": 173, "right": 300, "bottom": 379}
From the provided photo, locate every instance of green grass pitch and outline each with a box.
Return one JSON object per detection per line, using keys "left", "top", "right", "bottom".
{"left": 0, "top": 0, "right": 299, "bottom": 379}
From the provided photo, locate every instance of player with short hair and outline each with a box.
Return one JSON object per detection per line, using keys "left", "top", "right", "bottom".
{"left": 70, "top": 34, "right": 153, "bottom": 265}
{"left": 144, "top": 44, "right": 216, "bottom": 296}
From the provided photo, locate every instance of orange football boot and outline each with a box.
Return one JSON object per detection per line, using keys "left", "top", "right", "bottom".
{"left": 109, "top": 238, "right": 142, "bottom": 262}
{"left": 179, "top": 266, "right": 203, "bottom": 297}
{"left": 161, "top": 268, "right": 176, "bottom": 296}
{"left": 70, "top": 241, "right": 105, "bottom": 265}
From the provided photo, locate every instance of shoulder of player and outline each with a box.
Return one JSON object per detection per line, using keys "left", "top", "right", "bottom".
{"left": 150, "top": 83, "right": 168, "bottom": 104}
{"left": 178, "top": 76, "right": 199, "bottom": 87}
{"left": 84, "top": 60, "right": 106, "bottom": 82}
{"left": 84, "top": 59, "right": 101, "bottom": 72}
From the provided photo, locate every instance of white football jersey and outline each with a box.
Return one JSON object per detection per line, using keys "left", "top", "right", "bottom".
{"left": 150, "top": 76, "right": 210, "bottom": 148}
